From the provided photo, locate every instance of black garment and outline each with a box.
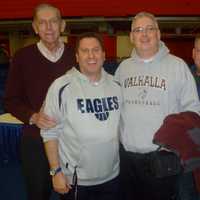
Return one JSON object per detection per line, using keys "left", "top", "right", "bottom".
{"left": 59, "top": 176, "right": 119, "bottom": 200}
{"left": 177, "top": 172, "right": 199, "bottom": 200}
{"left": 119, "top": 144, "right": 178, "bottom": 200}
{"left": 20, "top": 126, "right": 51, "bottom": 200}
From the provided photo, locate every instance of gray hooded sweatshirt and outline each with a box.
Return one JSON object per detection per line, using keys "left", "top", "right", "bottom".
{"left": 115, "top": 41, "right": 200, "bottom": 153}
{"left": 41, "top": 67, "right": 121, "bottom": 186}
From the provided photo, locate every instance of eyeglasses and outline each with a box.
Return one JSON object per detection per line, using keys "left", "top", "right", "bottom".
{"left": 132, "top": 26, "right": 158, "bottom": 34}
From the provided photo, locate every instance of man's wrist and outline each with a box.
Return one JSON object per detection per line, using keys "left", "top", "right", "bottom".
{"left": 29, "top": 118, "right": 34, "bottom": 125}
{"left": 29, "top": 113, "right": 36, "bottom": 125}
{"left": 50, "top": 166, "right": 62, "bottom": 176}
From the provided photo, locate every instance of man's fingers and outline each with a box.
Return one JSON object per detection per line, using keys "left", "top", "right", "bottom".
{"left": 55, "top": 185, "right": 71, "bottom": 194}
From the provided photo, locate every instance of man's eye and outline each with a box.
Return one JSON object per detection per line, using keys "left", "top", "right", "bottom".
{"left": 93, "top": 48, "right": 100, "bottom": 52}
{"left": 38, "top": 21, "right": 45, "bottom": 25}
{"left": 148, "top": 27, "right": 154, "bottom": 31}
{"left": 133, "top": 27, "right": 143, "bottom": 33}
{"left": 135, "top": 29, "right": 141, "bottom": 33}
{"left": 51, "top": 19, "right": 59, "bottom": 24}
{"left": 81, "top": 49, "right": 88, "bottom": 53}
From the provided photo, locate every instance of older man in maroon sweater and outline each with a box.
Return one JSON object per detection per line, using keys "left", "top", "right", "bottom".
{"left": 4, "top": 3, "right": 75, "bottom": 200}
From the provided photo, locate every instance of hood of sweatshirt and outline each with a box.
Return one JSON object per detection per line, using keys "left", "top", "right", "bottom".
{"left": 130, "top": 41, "right": 170, "bottom": 63}
{"left": 66, "top": 66, "right": 111, "bottom": 86}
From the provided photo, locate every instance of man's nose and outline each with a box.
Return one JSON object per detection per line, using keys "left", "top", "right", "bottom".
{"left": 46, "top": 21, "right": 52, "bottom": 29}
{"left": 88, "top": 50, "right": 95, "bottom": 58}
{"left": 141, "top": 28, "right": 148, "bottom": 36}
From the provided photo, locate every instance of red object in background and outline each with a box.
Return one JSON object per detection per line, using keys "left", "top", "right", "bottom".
{"left": 102, "top": 34, "right": 116, "bottom": 59}
{"left": 67, "top": 36, "right": 77, "bottom": 49}
{"left": 163, "top": 37, "right": 193, "bottom": 65}
{"left": 0, "top": 0, "right": 200, "bottom": 19}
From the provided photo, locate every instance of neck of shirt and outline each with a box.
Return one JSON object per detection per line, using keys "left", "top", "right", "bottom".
{"left": 37, "top": 39, "right": 64, "bottom": 63}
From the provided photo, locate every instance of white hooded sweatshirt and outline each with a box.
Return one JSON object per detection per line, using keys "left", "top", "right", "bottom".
{"left": 115, "top": 41, "right": 200, "bottom": 153}
{"left": 41, "top": 67, "right": 121, "bottom": 186}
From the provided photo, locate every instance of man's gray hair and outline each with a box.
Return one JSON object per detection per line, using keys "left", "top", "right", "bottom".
{"left": 131, "top": 11, "right": 159, "bottom": 31}
{"left": 33, "top": 3, "right": 62, "bottom": 21}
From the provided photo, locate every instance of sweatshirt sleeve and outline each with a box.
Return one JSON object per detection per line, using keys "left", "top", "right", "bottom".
{"left": 41, "top": 81, "right": 63, "bottom": 142}
{"left": 179, "top": 61, "right": 200, "bottom": 115}
{"left": 114, "top": 62, "right": 122, "bottom": 85}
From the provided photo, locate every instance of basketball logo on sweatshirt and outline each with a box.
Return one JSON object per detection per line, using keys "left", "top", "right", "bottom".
{"left": 77, "top": 96, "right": 119, "bottom": 121}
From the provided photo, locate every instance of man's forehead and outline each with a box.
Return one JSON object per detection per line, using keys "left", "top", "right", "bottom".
{"left": 133, "top": 17, "right": 156, "bottom": 27}
{"left": 36, "top": 8, "right": 59, "bottom": 19}
{"left": 79, "top": 38, "right": 101, "bottom": 46}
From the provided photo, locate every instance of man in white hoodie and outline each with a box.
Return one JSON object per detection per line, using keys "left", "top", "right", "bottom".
{"left": 41, "top": 32, "right": 121, "bottom": 200}
{"left": 115, "top": 12, "right": 200, "bottom": 200}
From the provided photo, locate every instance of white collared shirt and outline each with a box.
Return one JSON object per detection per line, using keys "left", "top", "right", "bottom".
{"left": 37, "top": 40, "right": 64, "bottom": 62}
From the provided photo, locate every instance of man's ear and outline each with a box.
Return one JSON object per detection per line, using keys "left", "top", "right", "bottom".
{"left": 129, "top": 31, "right": 134, "bottom": 44}
{"left": 32, "top": 21, "right": 38, "bottom": 34}
{"left": 157, "top": 29, "right": 161, "bottom": 40}
{"left": 60, "top": 20, "right": 66, "bottom": 33}
{"left": 75, "top": 53, "right": 79, "bottom": 63}
{"left": 192, "top": 48, "right": 195, "bottom": 60}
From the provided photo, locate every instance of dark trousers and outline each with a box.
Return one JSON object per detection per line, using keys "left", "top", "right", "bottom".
{"left": 20, "top": 132, "right": 51, "bottom": 200}
{"left": 119, "top": 144, "right": 178, "bottom": 200}
{"left": 177, "top": 172, "right": 199, "bottom": 200}
{"left": 59, "top": 176, "right": 119, "bottom": 200}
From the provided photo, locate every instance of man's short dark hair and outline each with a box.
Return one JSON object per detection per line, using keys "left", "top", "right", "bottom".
{"left": 75, "top": 32, "right": 105, "bottom": 53}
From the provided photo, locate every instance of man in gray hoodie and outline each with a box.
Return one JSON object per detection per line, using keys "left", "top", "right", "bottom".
{"left": 41, "top": 32, "right": 122, "bottom": 200}
{"left": 115, "top": 11, "right": 200, "bottom": 200}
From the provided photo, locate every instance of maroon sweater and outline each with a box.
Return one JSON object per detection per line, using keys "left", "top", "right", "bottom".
{"left": 4, "top": 44, "right": 75, "bottom": 136}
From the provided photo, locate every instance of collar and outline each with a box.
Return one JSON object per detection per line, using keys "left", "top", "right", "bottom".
{"left": 140, "top": 56, "right": 155, "bottom": 63}
{"left": 73, "top": 67, "right": 106, "bottom": 86}
{"left": 37, "top": 39, "right": 64, "bottom": 62}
